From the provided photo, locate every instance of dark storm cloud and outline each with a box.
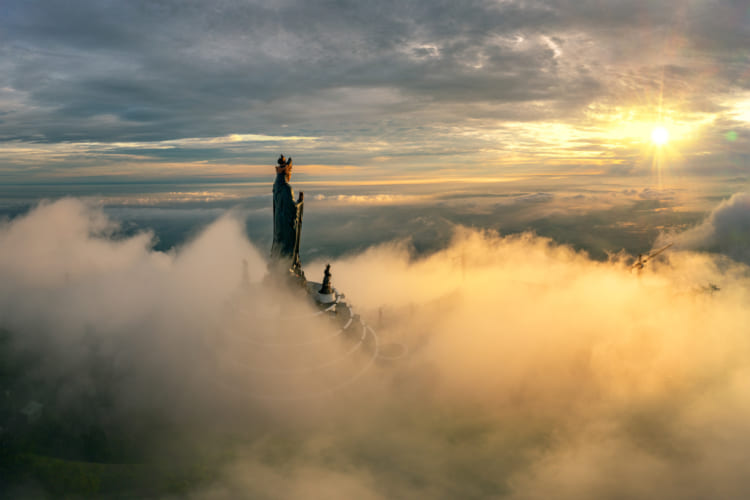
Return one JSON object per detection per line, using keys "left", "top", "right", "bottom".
{"left": 2, "top": 0, "right": 746, "bottom": 145}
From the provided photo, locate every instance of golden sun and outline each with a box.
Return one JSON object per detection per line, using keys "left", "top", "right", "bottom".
{"left": 651, "top": 126, "right": 670, "bottom": 146}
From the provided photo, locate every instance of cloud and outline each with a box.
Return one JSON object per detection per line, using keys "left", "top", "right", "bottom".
{"left": 312, "top": 193, "right": 425, "bottom": 204}
{"left": 1, "top": 0, "right": 749, "bottom": 179}
{"left": 658, "top": 192, "right": 750, "bottom": 264}
{"left": 3, "top": 198, "right": 750, "bottom": 497}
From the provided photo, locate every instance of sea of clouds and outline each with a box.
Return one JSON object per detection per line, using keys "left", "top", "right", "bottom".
{"left": 2, "top": 196, "right": 750, "bottom": 499}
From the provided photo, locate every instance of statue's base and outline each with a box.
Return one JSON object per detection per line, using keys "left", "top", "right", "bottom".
{"left": 306, "top": 281, "right": 337, "bottom": 305}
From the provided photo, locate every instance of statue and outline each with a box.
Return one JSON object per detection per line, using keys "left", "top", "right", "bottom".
{"left": 315, "top": 263, "right": 336, "bottom": 304}
{"left": 319, "top": 264, "right": 333, "bottom": 295}
{"left": 271, "top": 154, "right": 304, "bottom": 275}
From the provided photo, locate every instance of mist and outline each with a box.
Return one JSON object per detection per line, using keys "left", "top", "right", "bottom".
{"left": 3, "top": 197, "right": 750, "bottom": 499}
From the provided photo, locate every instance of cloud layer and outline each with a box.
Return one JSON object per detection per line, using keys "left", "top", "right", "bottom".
{"left": 3, "top": 198, "right": 750, "bottom": 497}
{"left": 1, "top": 0, "right": 749, "bottom": 178}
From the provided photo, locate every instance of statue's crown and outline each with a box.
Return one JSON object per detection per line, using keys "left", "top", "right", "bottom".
{"left": 276, "top": 154, "right": 293, "bottom": 174}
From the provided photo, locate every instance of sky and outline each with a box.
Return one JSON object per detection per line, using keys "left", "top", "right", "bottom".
{"left": 1, "top": 0, "right": 748, "bottom": 185}
{"left": 3, "top": 2, "right": 750, "bottom": 497}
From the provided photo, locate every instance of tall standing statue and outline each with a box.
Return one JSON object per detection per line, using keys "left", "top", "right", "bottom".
{"left": 271, "top": 154, "right": 304, "bottom": 275}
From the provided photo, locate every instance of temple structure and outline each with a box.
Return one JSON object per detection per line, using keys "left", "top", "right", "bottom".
{"left": 263, "top": 155, "right": 406, "bottom": 366}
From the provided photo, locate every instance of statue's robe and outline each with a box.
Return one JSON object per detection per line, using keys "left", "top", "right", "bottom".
{"left": 271, "top": 173, "right": 303, "bottom": 271}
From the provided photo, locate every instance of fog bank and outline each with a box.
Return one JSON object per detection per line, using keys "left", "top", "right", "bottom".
{"left": 2, "top": 197, "right": 750, "bottom": 499}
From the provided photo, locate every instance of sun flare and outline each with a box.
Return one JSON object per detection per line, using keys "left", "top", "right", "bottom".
{"left": 651, "top": 126, "right": 670, "bottom": 146}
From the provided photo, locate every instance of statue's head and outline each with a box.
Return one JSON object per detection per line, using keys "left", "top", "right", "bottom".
{"left": 275, "top": 154, "right": 293, "bottom": 181}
